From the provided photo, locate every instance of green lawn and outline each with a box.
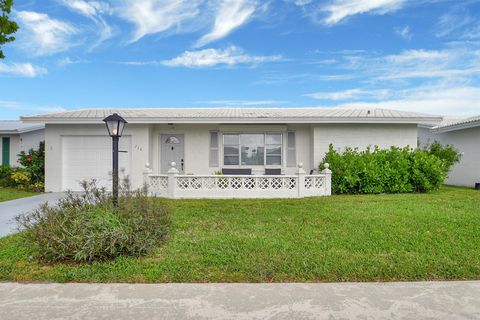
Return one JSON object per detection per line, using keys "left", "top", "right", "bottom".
{"left": 0, "top": 186, "right": 479, "bottom": 283}
{"left": 0, "top": 187, "right": 38, "bottom": 202}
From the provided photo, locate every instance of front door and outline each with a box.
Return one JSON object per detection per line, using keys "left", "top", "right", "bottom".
{"left": 160, "top": 134, "right": 185, "bottom": 174}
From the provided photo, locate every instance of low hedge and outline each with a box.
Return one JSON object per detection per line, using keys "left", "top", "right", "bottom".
{"left": 320, "top": 144, "right": 460, "bottom": 194}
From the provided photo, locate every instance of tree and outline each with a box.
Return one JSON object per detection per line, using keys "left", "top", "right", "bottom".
{"left": 0, "top": 0, "right": 19, "bottom": 59}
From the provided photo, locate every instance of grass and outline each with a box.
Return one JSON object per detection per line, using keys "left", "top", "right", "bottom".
{"left": 0, "top": 186, "right": 479, "bottom": 283}
{"left": 0, "top": 187, "right": 38, "bottom": 202}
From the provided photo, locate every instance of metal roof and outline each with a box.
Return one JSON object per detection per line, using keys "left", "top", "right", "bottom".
{"left": 0, "top": 121, "right": 45, "bottom": 134}
{"left": 21, "top": 108, "right": 442, "bottom": 124}
{"left": 431, "top": 115, "right": 480, "bottom": 133}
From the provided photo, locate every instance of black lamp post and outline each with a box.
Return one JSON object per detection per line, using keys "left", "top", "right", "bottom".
{"left": 103, "top": 113, "right": 127, "bottom": 206}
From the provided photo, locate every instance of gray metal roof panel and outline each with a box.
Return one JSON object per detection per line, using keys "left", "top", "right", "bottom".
{"left": 21, "top": 107, "right": 442, "bottom": 123}
{"left": 0, "top": 121, "right": 45, "bottom": 133}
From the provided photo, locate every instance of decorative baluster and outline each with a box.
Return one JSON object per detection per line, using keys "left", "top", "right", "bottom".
{"left": 321, "top": 163, "right": 332, "bottom": 196}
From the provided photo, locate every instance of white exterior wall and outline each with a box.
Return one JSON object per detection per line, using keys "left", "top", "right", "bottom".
{"left": 44, "top": 123, "right": 420, "bottom": 192}
{"left": 418, "top": 126, "right": 480, "bottom": 187}
{"left": 417, "top": 126, "right": 435, "bottom": 148}
{"left": 0, "top": 130, "right": 44, "bottom": 166}
{"left": 11, "top": 135, "right": 20, "bottom": 165}
{"left": 151, "top": 124, "right": 211, "bottom": 175}
{"left": 149, "top": 124, "right": 311, "bottom": 175}
{"left": 44, "top": 124, "right": 150, "bottom": 192}
{"left": 19, "top": 130, "right": 45, "bottom": 153}
{"left": 311, "top": 124, "right": 418, "bottom": 167}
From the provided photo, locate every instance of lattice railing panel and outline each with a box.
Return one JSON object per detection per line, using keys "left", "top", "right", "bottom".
{"left": 304, "top": 176, "right": 325, "bottom": 190}
{"left": 147, "top": 173, "right": 329, "bottom": 198}
{"left": 174, "top": 175, "right": 298, "bottom": 191}
{"left": 148, "top": 175, "right": 168, "bottom": 190}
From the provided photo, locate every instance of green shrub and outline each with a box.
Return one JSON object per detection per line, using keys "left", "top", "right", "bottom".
{"left": 0, "top": 165, "right": 15, "bottom": 187}
{"left": 0, "top": 142, "right": 45, "bottom": 192}
{"left": 320, "top": 144, "right": 446, "bottom": 194}
{"left": 18, "top": 141, "right": 45, "bottom": 186}
{"left": 424, "top": 141, "right": 461, "bottom": 175}
{"left": 409, "top": 149, "right": 445, "bottom": 192}
{"left": 10, "top": 170, "right": 30, "bottom": 188}
{"left": 15, "top": 180, "right": 171, "bottom": 263}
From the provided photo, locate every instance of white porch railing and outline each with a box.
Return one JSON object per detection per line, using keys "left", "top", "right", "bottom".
{"left": 144, "top": 162, "right": 332, "bottom": 199}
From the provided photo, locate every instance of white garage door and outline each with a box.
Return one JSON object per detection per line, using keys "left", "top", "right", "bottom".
{"left": 62, "top": 136, "right": 131, "bottom": 191}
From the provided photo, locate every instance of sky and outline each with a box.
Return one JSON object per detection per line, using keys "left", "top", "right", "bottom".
{"left": 1, "top": 0, "right": 480, "bottom": 119}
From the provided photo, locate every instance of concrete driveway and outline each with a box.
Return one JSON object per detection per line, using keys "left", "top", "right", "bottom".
{"left": 0, "top": 192, "right": 66, "bottom": 237}
{"left": 0, "top": 281, "right": 479, "bottom": 319}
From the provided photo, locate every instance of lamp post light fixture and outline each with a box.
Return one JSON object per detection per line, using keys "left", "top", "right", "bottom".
{"left": 103, "top": 113, "right": 127, "bottom": 206}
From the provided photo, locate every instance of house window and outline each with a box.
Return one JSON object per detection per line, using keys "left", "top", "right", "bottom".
{"left": 165, "top": 136, "right": 181, "bottom": 144}
{"left": 223, "top": 133, "right": 282, "bottom": 166}
{"left": 223, "top": 134, "right": 240, "bottom": 165}
{"left": 266, "top": 133, "right": 282, "bottom": 165}
{"left": 241, "top": 134, "right": 264, "bottom": 165}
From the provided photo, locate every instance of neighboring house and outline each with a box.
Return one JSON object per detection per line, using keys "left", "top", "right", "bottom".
{"left": 418, "top": 116, "right": 480, "bottom": 188}
{"left": 22, "top": 108, "right": 441, "bottom": 192}
{"left": 0, "top": 121, "right": 45, "bottom": 167}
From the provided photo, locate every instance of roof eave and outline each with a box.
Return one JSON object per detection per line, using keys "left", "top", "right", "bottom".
{"left": 431, "top": 120, "right": 480, "bottom": 133}
{"left": 0, "top": 127, "right": 44, "bottom": 134}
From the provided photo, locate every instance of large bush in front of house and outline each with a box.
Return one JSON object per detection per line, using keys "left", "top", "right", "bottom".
{"left": 319, "top": 144, "right": 458, "bottom": 194}
{"left": 16, "top": 180, "right": 171, "bottom": 263}
{"left": 0, "top": 142, "right": 45, "bottom": 192}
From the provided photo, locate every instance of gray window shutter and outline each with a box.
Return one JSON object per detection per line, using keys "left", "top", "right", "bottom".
{"left": 287, "top": 132, "right": 296, "bottom": 167}
{"left": 209, "top": 131, "right": 219, "bottom": 167}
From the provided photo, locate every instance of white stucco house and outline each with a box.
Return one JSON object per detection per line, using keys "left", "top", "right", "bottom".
{"left": 22, "top": 108, "right": 441, "bottom": 197}
{"left": 0, "top": 121, "right": 45, "bottom": 167}
{"left": 418, "top": 116, "right": 480, "bottom": 188}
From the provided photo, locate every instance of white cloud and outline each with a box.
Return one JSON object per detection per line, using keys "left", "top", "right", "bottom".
{"left": 292, "top": 0, "right": 312, "bottom": 5}
{"left": 255, "top": 72, "right": 356, "bottom": 85}
{"left": 57, "top": 56, "right": 87, "bottom": 66}
{"left": 339, "top": 48, "right": 480, "bottom": 81}
{"left": 196, "top": 0, "right": 257, "bottom": 47}
{"left": 198, "top": 100, "right": 287, "bottom": 106}
{"left": 304, "top": 88, "right": 390, "bottom": 100}
{"left": 0, "top": 62, "right": 47, "bottom": 77}
{"left": 61, "top": 0, "right": 113, "bottom": 48}
{"left": 161, "top": 46, "right": 283, "bottom": 68}
{"left": 394, "top": 25, "right": 412, "bottom": 40}
{"left": 0, "top": 101, "right": 65, "bottom": 118}
{"left": 321, "top": 0, "right": 405, "bottom": 25}
{"left": 332, "top": 85, "right": 480, "bottom": 116}
{"left": 384, "top": 49, "right": 449, "bottom": 64}
{"left": 15, "top": 11, "right": 78, "bottom": 56}
{"left": 61, "top": 0, "right": 110, "bottom": 16}
{"left": 435, "top": 11, "right": 473, "bottom": 38}
{"left": 112, "top": 0, "right": 259, "bottom": 46}
{"left": 115, "top": 0, "right": 201, "bottom": 43}
{"left": 302, "top": 43, "right": 480, "bottom": 115}
{"left": 434, "top": 9, "right": 480, "bottom": 41}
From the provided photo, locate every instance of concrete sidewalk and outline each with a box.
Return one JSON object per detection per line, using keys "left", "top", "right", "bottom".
{"left": 0, "top": 192, "right": 66, "bottom": 237}
{"left": 0, "top": 281, "right": 478, "bottom": 319}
